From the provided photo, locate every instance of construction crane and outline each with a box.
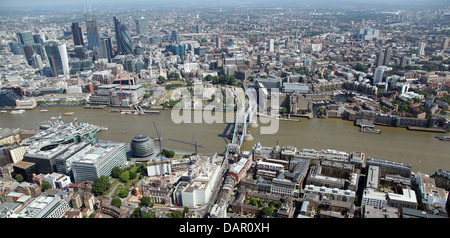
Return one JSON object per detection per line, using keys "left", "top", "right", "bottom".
{"left": 168, "top": 134, "right": 205, "bottom": 155}
{"left": 168, "top": 134, "right": 205, "bottom": 182}
{"left": 152, "top": 121, "right": 165, "bottom": 176}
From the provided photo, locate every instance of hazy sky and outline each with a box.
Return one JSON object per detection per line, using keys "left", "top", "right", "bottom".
{"left": 0, "top": 0, "right": 448, "bottom": 9}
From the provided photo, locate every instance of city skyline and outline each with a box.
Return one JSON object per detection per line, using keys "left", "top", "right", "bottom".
{"left": 1, "top": 0, "right": 448, "bottom": 9}
{"left": 0, "top": 0, "right": 449, "bottom": 222}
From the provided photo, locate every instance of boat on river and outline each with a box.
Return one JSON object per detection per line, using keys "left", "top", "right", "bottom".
{"left": 10, "top": 110, "right": 25, "bottom": 114}
{"left": 435, "top": 136, "right": 450, "bottom": 141}
{"left": 360, "top": 126, "right": 381, "bottom": 134}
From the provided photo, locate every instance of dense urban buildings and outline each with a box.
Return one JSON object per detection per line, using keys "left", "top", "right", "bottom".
{"left": 0, "top": 0, "right": 449, "bottom": 222}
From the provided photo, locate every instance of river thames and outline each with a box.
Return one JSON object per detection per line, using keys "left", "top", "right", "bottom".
{"left": 1, "top": 106, "right": 449, "bottom": 174}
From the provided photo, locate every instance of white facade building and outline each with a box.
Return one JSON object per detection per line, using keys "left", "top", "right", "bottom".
{"left": 181, "top": 155, "right": 223, "bottom": 208}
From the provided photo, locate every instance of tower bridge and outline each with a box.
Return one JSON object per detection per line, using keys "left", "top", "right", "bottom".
{"left": 225, "top": 86, "right": 258, "bottom": 159}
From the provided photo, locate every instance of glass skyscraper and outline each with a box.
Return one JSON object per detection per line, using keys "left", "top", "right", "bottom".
{"left": 44, "top": 41, "right": 69, "bottom": 78}
{"left": 84, "top": 13, "right": 100, "bottom": 50}
{"left": 16, "top": 31, "right": 34, "bottom": 46}
{"left": 113, "top": 16, "right": 133, "bottom": 55}
{"left": 135, "top": 18, "right": 146, "bottom": 36}
{"left": 71, "top": 22, "right": 84, "bottom": 46}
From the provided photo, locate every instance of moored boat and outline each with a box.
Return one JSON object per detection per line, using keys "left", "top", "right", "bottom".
{"left": 9, "top": 110, "right": 25, "bottom": 114}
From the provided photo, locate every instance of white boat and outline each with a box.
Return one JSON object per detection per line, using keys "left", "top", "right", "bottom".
{"left": 40, "top": 110, "right": 48, "bottom": 112}
{"left": 0, "top": 110, "right": 7, "bottom": 113}
{"left": 9, "top": 110, "right": 25, "bottom": 114}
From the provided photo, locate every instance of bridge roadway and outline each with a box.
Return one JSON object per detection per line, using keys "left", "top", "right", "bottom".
{"left": 224, "top": 86, "right": 257, "bottom": 159}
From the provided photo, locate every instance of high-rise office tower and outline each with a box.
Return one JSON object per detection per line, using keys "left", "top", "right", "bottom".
{"left": 71, "top": 23, "right": 84, "bottom": 46}
{"left": 373, "top": 67, "right": 384, "bottom": 85}
{"left": 44, "top": 41, "right": 69, "bottom": 78}
{"left": 16, "top": 31, "right": 34, "bottom": 46}
{"left": 135, "top": 18, "right": 146, "bottom": 36}
{"left": 216, "top": 36, "right": 222, "bottom": 49}
{"left": 443, "top": 38, "right": 450, "bottom": 50}
{"left": 74, "top": 45, "right": 85, "bottom": 59}
{"left": 8, "top": 41, "right": 25, "bottom": 55}
{"left": 33, "top": 34, "right": 44, "bottom": 45}
{"left": 85, "top": 13, "right": 100, "bottom": 50}
{"left": 373, "top": 66, "right": 391, "bottom": 85}
{"left": 98, "top": 36, "right": 113, "bottom": 62}
{"left": 418, "top": 42, "right": 426, "bottom": 55}
{"left": 384, "top": 47, "right": 392, "bottom": 65}
{"left": 172, "top": 30, "right": 179, "bottom": 44}
{"left": 23, "top": 45, "right": 34, "bottom": 65}
{"left": 114, "top": 16, "right": 133, "bottom": 55}
{"left": 400, "top": 55, "right": 408, "bottom": 67}
{"left": 32, "top": 54, "right": 43, "bottom": 69}
{"left": 375, "top": 52, "right": 384, "bottom": 67}
{"left": 32, "top": 43, "right": 46, "bottom": 61}
{"left": 269, "top": 39, "right": 274, "bottom": 52}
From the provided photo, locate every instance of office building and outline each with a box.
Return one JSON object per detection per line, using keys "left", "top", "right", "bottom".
{"left": 114, "top": 16, "right": 133, "bottom": 55}
{"left": 229, "top": 157, "right": 251, "bottom": 183}
{"left": 354, "top": 28, "right": 380, "bottom": 41}
{"left": 16, "top": 31, "right": 34, "bottom": 46}
{"left": 13, "top": 161, "right": 36, "bottom": 182}
{"left": 71, "top": 142, "right": 127, "bottom": 183}
{"left": 172, "top": 30, "right": 180, "bottom": 44}
{"left": 375, "top": 52, "right": 384, "bottom": 67}
{"left": 0, "top": 89, "right": 21, "bottom": 107}
{"left": 21, "top": 120, "right": 101, "bottom": 174}
{"left": 85, "top": 13, "right": 100, "bottom": 50}
{"left": 418, "top": 42, "right": 426, "bottom": 55}
{"left": 9, "top": 193, "right": 70, "bottom": 218}
{"left": 54, "top": 141, "right": 93, "bottom": 176}
{"left": 181, "top": 155, "right": 223, "bottom": 208}
{"left": 373, "top": 66, "right": 392, "bottom": 85}
{"left": 44, "top": 40, "right": 69, "bottom": 78}
{"left": 366, "top": 157, "right": 412, "bottom": 178}
{"left": 384, "top": 47, "right": 392, "bottom": 65}
{"left": 216, "top": 36, "right": 222, "bottom": 49}
{"left": 135, "top": 17, "right": 146, "bottom": 36}
{"left": 443, "top": 38, "right": 450, "bottom": 50}
{"left": 44, "top": 173, "right": 72, "bottom": 191}
{"left": 71, "top": 23, "right": 84, "bottom": 46}
{"left": 283, "top": 82, "right": 310, "bottom": 93}
{"left": 434, "top": 168, "right": 450, "bottom": 191}
{"left": 8, "top": 41, "right": 25, "bottom": 55}
{"left": 147, "top": 157, "right": 172, "bottom": 176}
{"left": 414, "top": 172, "right": 449, "bottom": 212}
{"left": 130, "top": 135, "right": 155, "bottom": 157}
{"left": 33, "top": 34, "right": 44, "bottom": 44}
{"left": 269, "top": 39, "right": 274, "bottom": 52}
{"left": 98, "top": 36, "right": 113, "bottom": 62}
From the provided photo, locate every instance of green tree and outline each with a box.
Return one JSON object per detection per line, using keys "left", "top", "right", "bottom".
{"left": 354, "top": 63, "right": 369, "bottom": 73}
{"left": 129, "top": 171, "right": 137, "bottom": 180}
{"left": 161, "top": 149, "right": 175, "bottom": 158}
{"left": 167, "top": 210, "right": 183, "bottom": 218}
{"left": 140, "top": 196, "right": 153, "bottom": 207}
{"left": 111, "top": 197, "right": 122, "bottom": 208}
{"left": 15, "top": 174, "right": 24, "bottom": 182}
{"left": 258, "top": 207, "right": 273, "bottom": 218}
{"left": 118, "top": 189, "right": 130, "bottom": 198}
{"left": 120, "top": 171, "right": 130, "bottom": 183}
{"left": 92, "top": 175, "right": 111, "bottom": 196}
{"left": 112, "top": 166, "right": 123, "bottom": 178}
{"left": 157, "top": 76, "right": 166, "bottom": 84}
{"left": 280, "top": 107, "right": 287, "bottom": 114}
{"left": 131, "top": 207, "right": 142, "bottom": 218}
{"left": 183, "top": 207, "right": 190, "bottom": 217}
{"left": 41, "top": 181, "right": 52, "bottom": 191}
